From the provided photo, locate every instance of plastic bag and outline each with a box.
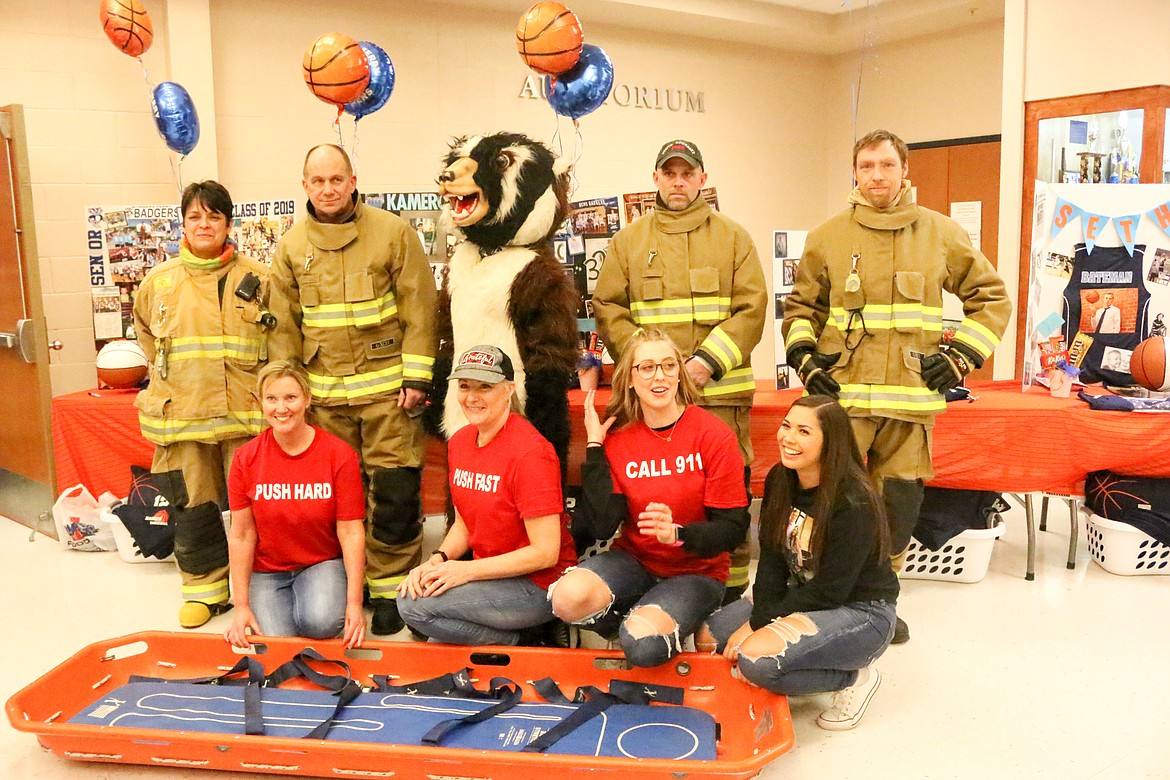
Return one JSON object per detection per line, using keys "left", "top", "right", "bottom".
{"left": 52, "top": 484, "right": 118, "bottom": 552}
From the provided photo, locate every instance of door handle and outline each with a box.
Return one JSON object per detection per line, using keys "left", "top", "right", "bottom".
{"left": 0, "top": 318, "right": 39, "bottom": 363}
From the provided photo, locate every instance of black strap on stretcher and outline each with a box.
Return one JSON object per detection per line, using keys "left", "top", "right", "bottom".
{"left": 262, "top": 648, "right": 363, "bottom": 740}
{"left": 420, "top": 677, "right": 525, "bottom": 746}
{"left": 131, "top": 648, "right": 686, "bottom": 750}
{"left": 131, "top": 648, "right": 359, "bottom": 738}
{"left": 521, "top": 677, "right": 686, "bottom": 753}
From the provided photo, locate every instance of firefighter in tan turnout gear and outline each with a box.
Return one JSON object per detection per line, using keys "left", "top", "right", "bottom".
{"left": 783, "top": 129, "right": 1011, "bottom": 644}
{"left": 269, "top": 144, "right": 438, "bottom": 636}
{"left": 592, "top": 139, "right": 768, "bottom": 603}
{"left": 134, "top": 180, "right": 273, "bottom": 629}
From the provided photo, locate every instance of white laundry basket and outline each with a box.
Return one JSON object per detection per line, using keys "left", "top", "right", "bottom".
{"left": 900, "top": 520, "right": 1005, "bottom": 583}
{"left": 1084, "top": 512, "right": 1170, "bottom": 576}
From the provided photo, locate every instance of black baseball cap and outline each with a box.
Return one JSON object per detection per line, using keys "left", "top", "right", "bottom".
{"left": 656, "top": 139, "right": 703, "bottom": 170}
{"left": 450, "top": 345, "right": 515, "bottom": 384}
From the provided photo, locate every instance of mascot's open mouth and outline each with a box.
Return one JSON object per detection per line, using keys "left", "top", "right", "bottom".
{"left": 447, "top": 193, "right": 481, "bottom": 223}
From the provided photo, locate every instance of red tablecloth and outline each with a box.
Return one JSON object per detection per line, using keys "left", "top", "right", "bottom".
{"left": 52, "top": 389, "right": 154, "bottom": 499}
{"left": 52, "top": 381, "right": 1170, "bottom": 508}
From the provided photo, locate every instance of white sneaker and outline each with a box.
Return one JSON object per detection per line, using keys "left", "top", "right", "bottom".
{"left": 816, "top": 666, "right": 882, "bottom": 731}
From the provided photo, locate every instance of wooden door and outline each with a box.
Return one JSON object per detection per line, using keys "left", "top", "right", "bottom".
{"left": 909, "top": 138, "right": 1003, "bottom": 379}
{"left": 0, "top": 105, "right": 56, "bottom": 530}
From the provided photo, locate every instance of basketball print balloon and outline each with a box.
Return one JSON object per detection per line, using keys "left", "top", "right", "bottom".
{"left": 303, "top": 33, "right": 370, "bottom": 107}
{"left": 99, "top": 0, "right": 154, "bottom": 58}
{"left": 515, "top": 2, "right": 584, "bottom": 77}
{"left": 1129, "top": 335, "right": 1170, "bottom": 391}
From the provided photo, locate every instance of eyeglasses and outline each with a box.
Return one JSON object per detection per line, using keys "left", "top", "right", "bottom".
{"left": 633, "top": 359, "right": 681, "bottom": 380}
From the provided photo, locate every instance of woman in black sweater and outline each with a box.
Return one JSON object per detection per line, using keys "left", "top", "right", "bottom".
{"left": 697, "top": 395, "right": 898, "bottom": 731}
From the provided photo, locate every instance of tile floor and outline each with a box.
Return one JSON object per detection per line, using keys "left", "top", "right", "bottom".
{"left": 2, "top": 501, "right": 1169, "bottom": 779}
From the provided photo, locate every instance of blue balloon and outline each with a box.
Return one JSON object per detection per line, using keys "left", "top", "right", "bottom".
{"left": 345, "top": 42, "right": 395, "bottom": 120}
{"left": 151, "top": 82, "right": 199, "bottom": 156}
{"left": 543, "top": 44, "right": 614, "bottom": 120}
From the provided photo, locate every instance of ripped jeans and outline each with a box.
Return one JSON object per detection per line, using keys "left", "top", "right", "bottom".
{"left": 705, "top": 598, "right": 896, "bottom": 695}
{"left": 554, "top": 548, "right": 724, "bottom": 667}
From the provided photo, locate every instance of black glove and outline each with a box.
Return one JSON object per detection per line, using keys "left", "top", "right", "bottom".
{"left": 920, "top": 343, "right": 980, "bottom": 393}
{"left": 788, "top": 345, "right": 841, "bottom": 398}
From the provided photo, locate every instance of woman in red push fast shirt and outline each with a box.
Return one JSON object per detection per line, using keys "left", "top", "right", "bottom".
{"left": 397, "top": 345, "right": 576, "bottom": 646}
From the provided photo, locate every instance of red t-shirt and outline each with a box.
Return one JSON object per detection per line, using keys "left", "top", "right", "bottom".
{"left": 447, "top": 413, "right": 576, "bottom": 589}
{"left": 604, "top": 405, "right": 747, "bottom": 581}
{"left": 228, "top": 426, "right": 365, "bottom": 573}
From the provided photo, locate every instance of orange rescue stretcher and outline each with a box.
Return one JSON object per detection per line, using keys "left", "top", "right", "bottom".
{"left": 6, "top": 631, "right": 795, "bottom": 779}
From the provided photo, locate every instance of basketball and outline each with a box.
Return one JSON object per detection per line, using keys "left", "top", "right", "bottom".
{"left": 99, "top": 0, "right": 154, "bottom": 58}
{"left": 96, "top": 340, "right": 149, "bottom": 389}
{"left": 1085, "top": 290, "right": 1100, "bottom": 304}
{"left": 515, "top": 2, "right": 584, "bottom": 77}
{"left": 303, "top": 33, "right": 370, "bottom": 107}
{"left": 1130, "top": 335, "right": 1170, "bottom": 391}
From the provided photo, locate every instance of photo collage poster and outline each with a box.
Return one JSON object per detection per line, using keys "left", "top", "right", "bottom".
{"left": 1027, "top": 181, "right": 1170, "bottom": 390}
{"left": 86, "top": 200, "right": 298, "bottom": 346}
{"left": 363, "top": 192, "right": 451, "bottom": 291}
{"left": 771, "top": 230, "right": 807, "bottom": 389}
{"left": 621, "top": 187, "right": 719, "bottom": 224}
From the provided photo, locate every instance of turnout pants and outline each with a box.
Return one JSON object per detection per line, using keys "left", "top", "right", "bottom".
{"left": 315, "top": 394, "right": 426, "bottom": 602}
{"left": 701, "top": 404, "right": 753, "bottom": 591}
{"left": 151, "top": 438, "right": 244, "bottom": 606}
{"left": 849, "top": 416, "right": 932, "bottom": 560}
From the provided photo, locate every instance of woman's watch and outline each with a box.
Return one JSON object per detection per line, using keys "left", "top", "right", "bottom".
{"left": 432, "top": 550, "right": 449, "bottom": 562}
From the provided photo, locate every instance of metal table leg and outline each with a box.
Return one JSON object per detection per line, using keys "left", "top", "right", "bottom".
{"left": 1009, "top": 492, "right": 1037, "bottom": 581}
{"left": 1066, "top": 498, "right": 1078, "bottom": 569}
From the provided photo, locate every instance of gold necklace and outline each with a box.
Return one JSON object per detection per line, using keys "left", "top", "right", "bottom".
{"left": 646, "top": 410, "right": 683, "bottom": 442}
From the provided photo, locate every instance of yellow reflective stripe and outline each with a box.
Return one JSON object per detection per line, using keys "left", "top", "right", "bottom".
{"left": 631, "top": 299, "right": 694, "bottom": 325}
{"left": 701, "top": 366, "right": 755, "bottom": 397}
{"left": 701, "top": 326, "right": 743, "bottom": 374}
{"left": 827, "top": 304, "right": 944, "bottom": 331}
{"left": 168, "top": 335, "right": 261, "bottom": 362}
{"left": 836, "top": 383, "right": 946, "bottom": 413}
{"left": 367, "top": 574, "right": 405, "bottom": 598}
{"left": 309, "top": 364, "right": 403, "bottom": 401}
{"left": 401, "top": 353, "right": 435, "bottom": 381}
{"left": 302, "top": 291, "right": 398, "bottom": 329}
{"left": 726, "top": 565, "right": 750, "bottom": 588}
{"left": 181, "top": 580, "right": 230, "bottom": 604}
{"left": 953, "top": 318, "right": 999, "bottom": 358}
{"left": 138, "top": 411, "right": 264, "bottom": 444}
{"left": 692, "top": 295, "right": 731, "bottom": 321}
{"left": 785, "top": 319, "right": 818, "bottom": 351}
{"left": 631, "top": 296, "right": 731, "bottom": 325}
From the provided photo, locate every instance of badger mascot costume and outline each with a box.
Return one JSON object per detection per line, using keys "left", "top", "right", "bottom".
{"left": 431, "top": 132, "right": 579, "bottom": 473}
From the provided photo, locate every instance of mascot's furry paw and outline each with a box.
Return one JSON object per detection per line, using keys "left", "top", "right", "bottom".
{"left": 433, "top": 133, "right": 579, "bottom": 457}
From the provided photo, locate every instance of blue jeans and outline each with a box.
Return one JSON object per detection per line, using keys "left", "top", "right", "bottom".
{"left": 705, "top": 598, "right": 896, "bottom": 695}
{"left": 397, "top": 577, "right": 553, "bottom": 646}
{"left": 556, "top": 548, "right": 724, "bottom": 667}
{"left": 249, "top": 558, "right": 348, "bottom": 640}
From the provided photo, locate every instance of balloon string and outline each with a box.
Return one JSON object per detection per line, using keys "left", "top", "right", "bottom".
{"left": 350, "top": 118, "right": 361, "bottom": 176}
{"left": 569, "top": 120, "right": 584, "bottom": 198}
{"left": 171, "top": 154, "right": 185, "bottom": 199}
{"left": 550, "top": 109, "right": 564, "bottom": 160}
{"left": 137, "top": 57, "right": 155, "bottom": 90}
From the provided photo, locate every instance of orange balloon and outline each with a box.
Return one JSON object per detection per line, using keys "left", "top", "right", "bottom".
{"left": 99, "top": 0, "right": 154, "bottom": 58}
{"left": 302, "top": 33, "right": 370, "bottom": 108}
{"left": 516, "top": 2, "right": 583, "bottom": 77}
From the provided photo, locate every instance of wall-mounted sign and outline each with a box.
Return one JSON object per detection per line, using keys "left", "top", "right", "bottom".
{"left": 519, "top": 75, "right": 705, "bottom": 113}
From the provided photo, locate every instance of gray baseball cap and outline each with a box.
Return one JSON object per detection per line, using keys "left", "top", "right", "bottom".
{"left": 656, "top": 139, "right": 703, "bottom": 169}
{"left": 450, "top": 345, "right": 515, "bottom": 384}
